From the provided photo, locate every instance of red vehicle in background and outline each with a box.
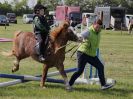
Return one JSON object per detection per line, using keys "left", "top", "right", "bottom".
{"left": 55, "top": 6, "right": 82, "bottom": 26}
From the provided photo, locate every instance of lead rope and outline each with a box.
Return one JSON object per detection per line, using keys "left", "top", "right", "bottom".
{"left": 70, "top": 43, "right": 82, "bottom": 58}
{"left": 55, "top": 42, "right": 84, "bottom": 58}
{"left": 65, "top": 45, "right": 78, "bottom": 53}
{"left": 54, "top": 42, "right": 73, "bottom": 53}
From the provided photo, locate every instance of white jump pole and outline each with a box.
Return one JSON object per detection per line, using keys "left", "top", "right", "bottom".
{"left": 0, "top": 80, "right": 22, "bottom": 87}
{"left": 0, "top": 77, "right": 65, "bottom": 87}
{"left": 0, "top": 68, "right": 77, "bottom": 87}
{"left": 47, "top": 68, "right": 77, "bottom": 77}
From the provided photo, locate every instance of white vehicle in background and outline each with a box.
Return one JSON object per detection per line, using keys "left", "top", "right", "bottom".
{"left": 22, "top": 14, "right": 34, "bottom": 24}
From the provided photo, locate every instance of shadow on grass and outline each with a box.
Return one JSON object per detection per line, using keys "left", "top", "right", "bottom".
{"left": 0, "top": 82, "right": 133, "bottom": 98}
{"left": 47, "top": 83, "right": 133, "bottom": 97}
{"left": 74, "top": 87, "right": 133, "bottom": 97}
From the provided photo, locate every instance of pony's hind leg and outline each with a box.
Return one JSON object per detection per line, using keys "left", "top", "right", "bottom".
{"left": 12, "top": 57, "right": 20, "bottom": 72}
{"left": 57, "top": 64, "right": 72, "bottom": 90}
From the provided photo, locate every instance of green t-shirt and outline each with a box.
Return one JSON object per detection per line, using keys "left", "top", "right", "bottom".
{"left": 78, "top": 25, "right": 100, "bottom": 57}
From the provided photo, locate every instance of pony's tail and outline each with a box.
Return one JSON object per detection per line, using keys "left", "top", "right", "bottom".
{"left": 0, "top": 50, "right": 13, "bottom": 57}
{"left": 0, "top": 31, "right": 22, "bottom": 57}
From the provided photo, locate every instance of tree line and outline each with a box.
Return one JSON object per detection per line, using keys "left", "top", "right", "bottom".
{"left": 0, "top": 0, "right": 133, "bottom": 16}
{"left": 38, "top": 0, "right": 133, "bottom": 13}
{"left": 0, "top": 0, "right": 32, "bottom": 16}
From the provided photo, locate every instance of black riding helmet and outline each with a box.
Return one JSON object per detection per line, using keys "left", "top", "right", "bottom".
{"left": 34, "top": 4, "right": 47, "bottom": 14}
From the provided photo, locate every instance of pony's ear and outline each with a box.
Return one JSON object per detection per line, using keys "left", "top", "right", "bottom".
{"left": 63, "top": 21, "right": 70, "bottom": 29}
{"left": 65, "top": 19, "right": 70, "bottom": 25}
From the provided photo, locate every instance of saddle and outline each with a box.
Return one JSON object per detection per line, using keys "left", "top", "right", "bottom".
{"left": 34, "top": 36, "right": 51, "bottom": 57}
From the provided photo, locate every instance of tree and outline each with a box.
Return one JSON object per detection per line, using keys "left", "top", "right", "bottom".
{"left": 11, "top": 0, "right": 33, "bottom": 16}
{"left": 37, "top": 0, "right": 42, "bottom": 4}
{"left": 37, "top": 0, "right": 59, "bottom": 10}
{"left": 0, "top": 1, "right": 13, "bottom": 14}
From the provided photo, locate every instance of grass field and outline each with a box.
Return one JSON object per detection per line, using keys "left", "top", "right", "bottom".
{"left": 0, "top": 18, "right": 133, "bottom": 99}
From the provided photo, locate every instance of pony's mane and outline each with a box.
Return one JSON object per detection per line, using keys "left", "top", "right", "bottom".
{"left": 50, "top": 21, "right": 70, "bottom": 41}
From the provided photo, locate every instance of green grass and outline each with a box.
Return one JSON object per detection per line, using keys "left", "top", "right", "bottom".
{"left": 0, "top": 19, "right": 133, "bottom": 99}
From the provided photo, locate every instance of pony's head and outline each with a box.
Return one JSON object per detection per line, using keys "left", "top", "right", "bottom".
{"left": 50, "top": 20, "right": 78, "bottom": 42}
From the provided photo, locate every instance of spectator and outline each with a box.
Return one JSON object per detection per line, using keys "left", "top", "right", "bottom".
{"left": 128, "top": 18, "right": 133, "bottom": 34}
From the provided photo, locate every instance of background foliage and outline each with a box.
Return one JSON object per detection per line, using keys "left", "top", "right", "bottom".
{"left": 0, "top": 0, "right": 133, "bottom": 16}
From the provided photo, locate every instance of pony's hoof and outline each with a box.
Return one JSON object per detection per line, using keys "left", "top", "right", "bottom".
{"left": 66, "top": 86, "right": 73, "bottom": 92}
{"left": 40, "top": 83, "right": 46, "bottom": 89}
{"left": 12, "top": 67, "right": 18, "bottom": 73}
{"left": 12, "top": 69, "right": 16, "bottom": 73}
{"left": 12, "top": 70, "right": 14, "bottom": 73}
{"left": 12, "top": 69, "right": 17, "bottom": 73}
{"left": 40, "top": 85, "right": 46, "bottom": 89}
{"left": 42, "top": 86, "right": 46, "bottom": 89}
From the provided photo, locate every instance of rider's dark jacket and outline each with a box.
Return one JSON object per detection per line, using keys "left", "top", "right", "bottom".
{"left": 33, "top": 14, "right": 50, "bottom": 56}
{"left": 33, "top": 14, "right": 50, "bottom": 35}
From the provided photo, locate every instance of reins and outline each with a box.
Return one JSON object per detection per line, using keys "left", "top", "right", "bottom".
{"left": 65, "top": 45, "right": 78, "bottom": 53}
{"left": 70, "top": 43, "right": 82, "bottom": 58}
{"left": 55, "top": 42, "right": 84, "bottom": 58}
{"left": 54, "top": 42, "right": 73, "bottom": 53}
{"left": 54, "top": 42, "right": 84, "bottom": 58}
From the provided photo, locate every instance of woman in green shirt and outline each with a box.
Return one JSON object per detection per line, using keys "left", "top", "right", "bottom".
{"left": 69, "top": 19, "right": 115, "bottom": 90}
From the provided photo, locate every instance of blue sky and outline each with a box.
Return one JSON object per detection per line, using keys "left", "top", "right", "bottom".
{"left": 0, "top": 0, "right": 37, "bottom": 8}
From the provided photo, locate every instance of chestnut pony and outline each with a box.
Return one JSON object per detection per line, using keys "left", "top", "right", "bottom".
{"left": 9, "top": 21, "right": 79, "bottom": 90}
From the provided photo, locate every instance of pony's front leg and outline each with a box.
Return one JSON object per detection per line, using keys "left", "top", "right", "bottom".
{"left": 40, "top": 64, "right": 48, "bottom": 88}
{"left": 12, "top": 58, "right": 20, "bottom": 72}
{"left": 57, "top": 64, "right": 72, "bottom": 90}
